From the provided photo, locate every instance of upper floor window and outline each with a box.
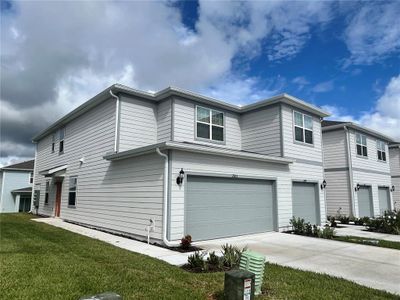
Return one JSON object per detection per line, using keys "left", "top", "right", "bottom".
{"left": 196, "top": 106, "right": 224, "bottom": 142}
{"left": 51, "top": 134, "right": 55, "bottom": 153}
{"left": 356, "top": 133, "right": 368, "bottom": 157}
{"left": 29, "top": 172, "right": 33, "bottom": 184}
{"left": 68, "top": 176, "right": 78, "bottom": 206}
{"left": 59, "top": 127, "right": 65, "bottom": 154}
{"left": 293, "top": 111, "right": 313, "bottom": 144}
{"left": 45, "top": 181, "right": 50, "bottom": 205}
{"left": 377, "top": 140, "right": 386, "bottom": 162}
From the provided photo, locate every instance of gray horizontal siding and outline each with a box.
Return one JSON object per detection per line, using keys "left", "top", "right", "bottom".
{"left": 241, "top": 106, "right": 281, "bottom": 156}
{"left": 322, "top": 129, "right": 347, "bottom": 168}
{"left": 389, "top": 148, "right": 400, "bottom": 176}
{"left": 34, "top": 98, "right": 165, "bottom": 241}
{"left": 324, "top": 170, "right": 351, "bottom": 216}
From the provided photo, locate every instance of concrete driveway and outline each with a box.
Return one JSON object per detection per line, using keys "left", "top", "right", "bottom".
{"left": 195, "top": 232, "right": 400, "bottom": 295}
{"left": 334, "top": 224, "right": 400, "bottom": 242}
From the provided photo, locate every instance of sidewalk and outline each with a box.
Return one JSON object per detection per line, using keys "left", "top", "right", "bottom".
{"left": 335, "top": 224, "right": 400, "bottom": 242}
{"left": 33, "top": 218, "right": 192, "bottom": 266}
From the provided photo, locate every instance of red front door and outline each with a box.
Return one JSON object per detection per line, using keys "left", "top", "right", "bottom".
{"left": 55, "top": 182, "right": 62, "bottom": 217}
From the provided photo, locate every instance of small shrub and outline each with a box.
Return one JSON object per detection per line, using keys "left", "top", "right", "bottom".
{"left": 206, "top": 251, "right": 222, "bottom": 271}
{"left": 321, "top": 225, "right": 335, "bottom": 239}
{"left": 180, "top": 235, "right": 192, "bottom": 250}
{"left": 337, "top": 215, "right": 350, "bottom": 224}
{"left": 305, "top": 223, "right": 313, "bottom": 236}
{"left": 290, "top": 217, "right": 307, "bottom": 235}
{"left": 366, "top": 211, "right": 400, "bottom": 235}
{"left": 328, "top": 216, "right": 337, "bottom": 227}
{"left": 221, "top": 244, "right": 246, "bottom": 269}
{"left": 187, "top": 251, "right": 205, "bottom": 270}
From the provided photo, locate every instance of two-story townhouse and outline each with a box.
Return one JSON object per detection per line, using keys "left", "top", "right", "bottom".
{"left": 389, "top": 143, "right": 400, "bottom": 210}
{"left": 32, "top": 84, "right": 329, "bottom": 243}
{"left": 0, "top": 160, "right": 34, "bottom": 213}
{"left": 322, "top": 121, "right": 394, "bottom": 218}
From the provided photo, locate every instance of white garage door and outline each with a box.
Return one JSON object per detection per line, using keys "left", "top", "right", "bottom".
{"left": 185, "top": 176, "right": 275, "bottom": 241}
{"left": 378, "top": 187, "right": 391, "bottom": 215}
{"left": 292, "top": 182, "right": 319, "bottom": 224}
{"left": 358, "top": 186, "right": 373, "bottom": 217}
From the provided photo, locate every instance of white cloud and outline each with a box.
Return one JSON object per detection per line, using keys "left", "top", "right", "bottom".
{"left": 292, "top": 76, "right": 310, "bottom": 90}
{"left": 324, "top": 74, "right": 400, "bottom": 140}
{"left": 344, "top": 2, "right": 400, "bottom": 64}
{"left": 312, "top": 80, "right": 334, "bottom": 93}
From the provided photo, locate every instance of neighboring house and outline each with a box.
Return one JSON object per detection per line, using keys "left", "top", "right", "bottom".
{"left": 32, "top": 84, "right": 329, "bottom": 243}
{"left": 389, "top": 143, "right": 400, "bottom": 210}
{"left": 322, "top": 121, "right": 394, "bottom": 218}
{"left": 0, "top": 160, "right": 34, "bottom": 213}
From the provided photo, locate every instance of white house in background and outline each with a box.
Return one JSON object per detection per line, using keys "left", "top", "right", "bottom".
{"left": 31, "top": 84, "right": 329, "bottom": 243}
{"left": 389, "top": 143, "right": 400, "bottom": 210}
{"left": 322, "top": 121, "right": 394, "bottom": 218}
{"left": 0, "top": 160, "right": 34, "bottom": 213}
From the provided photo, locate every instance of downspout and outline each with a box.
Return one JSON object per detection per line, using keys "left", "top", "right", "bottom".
{"left": 320, "top": 119, "right": 327, "bottom": 222}
{"left": 156, "top": 147, "right": 180, "bottom": 247}
{"left": 344, "top": 126, "right": 356, "bottom": 216}
{"left": 110, "top": 90, "right": 120, "bottom": 153}
{"left": 30, "top": 142, "right": 38, "bottom": 214}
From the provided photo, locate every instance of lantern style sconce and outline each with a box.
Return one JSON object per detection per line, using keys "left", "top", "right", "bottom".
{"left": 176, "top": 168, "right": 185, "bottom": 185}
{"left": 320, "top": 180, "right": 327, "bottom": 190}
{"left": 390, "top": 185, "right": 395, "bottom": 192}
{"left": 355, "top": 183, "right": 360, "bottom": 192}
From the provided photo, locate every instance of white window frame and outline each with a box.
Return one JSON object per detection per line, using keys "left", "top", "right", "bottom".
{"left": 68, "top": 176, "right": 77, "bottom": 207}
{"left": 29, "top": 172, "right": 33, "bottom": 184}
{"left": 59, "top": 127, "right": 66, "bottom": 154}
{"left": 293, "top": 111, "right": 314, "bottom": 145}
{"left": 195, "top": 105, "right": 225, "bottom": 142}
{"left": 356, "top": 133, "right": 368, "bottom": 157}
{"left": 45, "top": 180, "right": 50, "bottom": 205}
{"left": 377, "top": 140, "right": 386, "bottom": 162}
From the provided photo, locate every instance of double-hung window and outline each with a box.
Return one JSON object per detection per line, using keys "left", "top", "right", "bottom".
{"left": 356, "top": 133, "right": 368, "bottom": 157}
{"left": 59, "top": 127, "right": 65, "bottom": 154}
{"left": 377, "top": 140, "right": 386, "bottom": 161}
{"left": 294, "top": 111, "right": 313, "bottom": 144}
{"left": 45, "top": 181, "right": 50, "bottom": 205}
{"left": 29, "top": 172, "right": 33, "bottom": 184}
{"left": 68, "top": 176, "right": 77, "bottom": 206}
{"left": 196, "top": 106, "right": 224, "bottom": 142}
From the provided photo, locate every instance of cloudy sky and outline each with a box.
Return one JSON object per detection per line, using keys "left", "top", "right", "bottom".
{"left": 1, "top": 0, "right": 399, "bottom": 166}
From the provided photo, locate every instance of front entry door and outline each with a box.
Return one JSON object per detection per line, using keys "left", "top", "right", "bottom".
{"left": 55, "top": 182, "right": 62, "bottom": 217}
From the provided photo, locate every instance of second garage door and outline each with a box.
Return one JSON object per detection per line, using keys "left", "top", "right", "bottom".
{"left": 378, "top": 187, "right": 391, "bottom": 215}
{"left": 186, "top": 176, "right": 275, "bottom": 241}
{"left": 358, "top": 186, "right": 373, "bottom": 217}
{"left": 292, "top": 182, "right": 319, "bottom": 224}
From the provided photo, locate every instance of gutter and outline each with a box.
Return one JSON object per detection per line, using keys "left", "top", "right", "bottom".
{"left": 109, "top": 90, "right": 120, "bottom": 153}
{"left": 155, "top": 148, "right": 180, "bottom": 247}
{"left": 344, "top": 126, "right": 356, "bottom": 216}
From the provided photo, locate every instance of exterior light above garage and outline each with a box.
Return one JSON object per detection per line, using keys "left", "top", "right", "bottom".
{"left": 176, "top": 168, "right": 185, "bottom": 185}
{"left": 390, "top": 185, "right": 395, "bottom": 192}
{"left": 355, "top": 183, "right": 360, "bottom": 192}
{"left": 320, "top": 180, "right": 327, "bottom": 190}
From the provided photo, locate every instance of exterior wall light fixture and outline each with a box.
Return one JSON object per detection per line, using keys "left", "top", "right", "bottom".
{"left": 176, "top": 168, "right": 185, "bottom": 185}
{"left": 355, "top": 183, "right": 360, "bottom": 192}
{"left": 320, "top": 180, "right": 327, "bottom": 190}
{"left": 390, "top": 185, "right": 395, "bottom": 192}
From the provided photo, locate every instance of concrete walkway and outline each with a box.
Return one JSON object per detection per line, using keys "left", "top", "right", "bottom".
{"left": 195, "top": 232, "right": 400, "bottom": 295}
{"left": 33, "top": 218, "right": 192, "bottom": 266}
{"left": 335, "top": 224, "right": 400, "bottom": 242}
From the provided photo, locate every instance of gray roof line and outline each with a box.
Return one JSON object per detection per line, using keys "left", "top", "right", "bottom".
{"left": 33, "top": 83, "right": 329, "bottom": 142}
{"left": 322, "top": 122, "right": 394, "bottom": 142}
{"left": 103, "top": 141, "right": 294, "bottom": 164}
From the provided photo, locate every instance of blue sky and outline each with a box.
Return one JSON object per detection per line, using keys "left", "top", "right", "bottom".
{"left": 1, "top": 0, "right": 399, "bottom": 165}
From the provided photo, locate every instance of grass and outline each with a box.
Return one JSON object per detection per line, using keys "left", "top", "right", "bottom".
{"left": 333, "top": 235, "right": 400, "bottom": 250}
{"left": 0, "top": 214, "right": 399, "bottom": 300}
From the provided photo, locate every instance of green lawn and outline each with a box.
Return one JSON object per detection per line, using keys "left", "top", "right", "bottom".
{"left": 1, "top": 214, "right": 399, "bottom": 300}
{"left": 333, "top": 235, "right": 400, "bottom": 250}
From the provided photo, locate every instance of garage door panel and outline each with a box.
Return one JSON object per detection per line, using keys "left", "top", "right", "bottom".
{"left": 292, "top": 182, "right": 319, "bottom": 224}
{"left": 186, "top": 176, "right": 275, "bottom": 241}
{"left": 378, "top": 187, "right": 390, "bottom": 214}
{"left": 358, "top": 186, "right": 373, "bottom": 217}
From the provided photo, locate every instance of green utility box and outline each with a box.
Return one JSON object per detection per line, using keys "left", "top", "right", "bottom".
{"left": 79, "top": 292, "right": 122, "bottom": 300}
{"left": 239, "top": 250, "right": 265, "bottom": 295}
{"left": 224, "top": 269, "right": 255, "bottom": 300}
